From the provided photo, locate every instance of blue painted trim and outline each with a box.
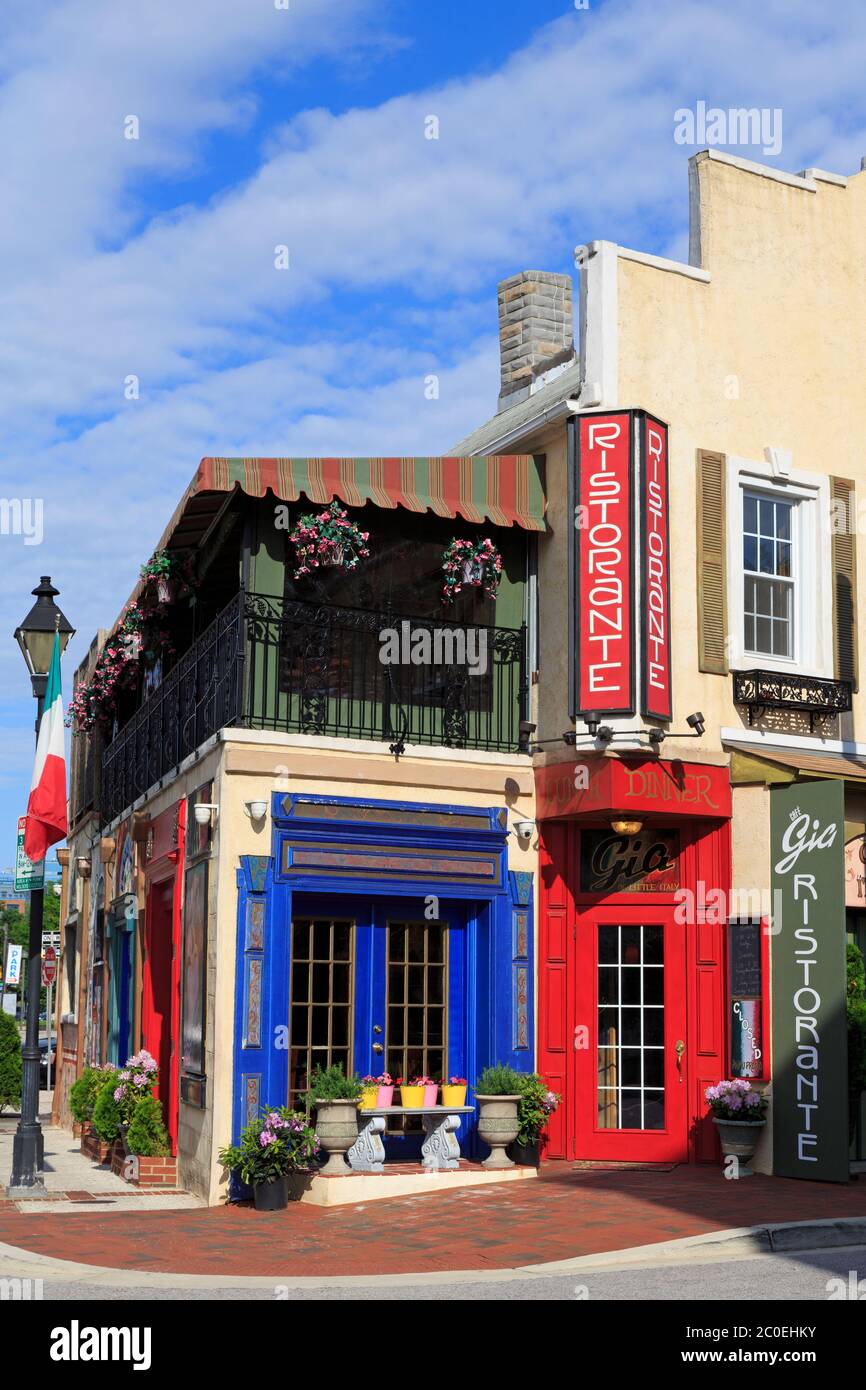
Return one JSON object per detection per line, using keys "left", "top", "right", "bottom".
{"left": 229, "top": 798, "right": 535, "bottom": 1165}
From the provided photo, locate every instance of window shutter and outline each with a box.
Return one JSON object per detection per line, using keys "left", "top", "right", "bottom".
{"left": 831, "top": 476, "right": 858, "bottom": 691}
{"left": 696, "top": 449, "right": 728, "bottom": 674}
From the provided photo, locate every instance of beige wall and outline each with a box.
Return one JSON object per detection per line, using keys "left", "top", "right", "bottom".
{"left": 127, "top": 733, "right": 537, "bottom": 1204}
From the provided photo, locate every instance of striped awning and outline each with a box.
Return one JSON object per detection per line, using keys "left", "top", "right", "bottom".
{"left": 194, "top": 455, "right": 547, "bottom": 531}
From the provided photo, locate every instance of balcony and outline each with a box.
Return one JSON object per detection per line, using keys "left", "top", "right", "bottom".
{"left": 733, "top": 668, "right": 853, "bottom": 729}
{"left": 100, "top": 591, "right": 529, "bottom": 824}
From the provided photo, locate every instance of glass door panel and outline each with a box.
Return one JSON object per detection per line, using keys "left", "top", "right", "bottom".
{"left": 596, "top": 924, "right": 665, "bottom": 1131}
{"left": 385, "top": 919, "right": 448, "bottom": 1133}
{"left": 288, "top": 916, "right": 355, "bottom": 1108}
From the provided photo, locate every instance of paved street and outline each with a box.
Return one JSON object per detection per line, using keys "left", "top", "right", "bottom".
{"left": 9, "top": 1244, "right": 865, "bottom": 1301}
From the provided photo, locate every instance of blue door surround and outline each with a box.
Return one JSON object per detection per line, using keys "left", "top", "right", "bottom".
{"left": 232, "top": 793, "right": 534, "bottom": 1155}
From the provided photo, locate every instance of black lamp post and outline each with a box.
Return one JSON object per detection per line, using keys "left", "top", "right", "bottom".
{"left": 8, "top": 577, "right": 74, "bottom": 1197}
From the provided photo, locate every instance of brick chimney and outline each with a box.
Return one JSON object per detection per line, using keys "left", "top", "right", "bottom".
{"left": 497, "top": 270, "right": 573, "bottom": 408}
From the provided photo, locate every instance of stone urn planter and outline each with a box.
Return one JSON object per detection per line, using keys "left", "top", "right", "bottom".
{"left": 476, "top": 1094, "right": 520, "bottom": 1169}
{"left": 713, "top": 1118, "right": 765, "bottom": 1175}
{"left": 314, "top": 1099, "right": 359, "bottom": 1175}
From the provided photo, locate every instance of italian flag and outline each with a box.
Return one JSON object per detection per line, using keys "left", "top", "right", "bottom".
{"left": 23, "top": 632, "right": 67, "bottom": 862}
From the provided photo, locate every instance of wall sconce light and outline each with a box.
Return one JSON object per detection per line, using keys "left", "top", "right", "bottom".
{"left": 193, "top": 803, "right": 218, "bottom": 827}
{"left": 610, "top": 816, "right": 643, "bottom": 836}
{"left": 76, "top": 856, "right": 92, "bottom": 878}
{"left": 244, "top": 799, "right": 268, "bottom": 822}
{"left": 513, "top": 818, "right": 536, "bottom": 841}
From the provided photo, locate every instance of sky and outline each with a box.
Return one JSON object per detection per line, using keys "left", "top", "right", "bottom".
{"left": 1, "top": 0, "right": 866, "bottom": 859}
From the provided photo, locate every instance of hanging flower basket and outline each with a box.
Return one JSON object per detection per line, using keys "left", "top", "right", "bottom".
{"left": 289, "top": 500, "right": 370, "bottom": 579}
{"left": 139, "top": 549, "right": 196, "bottom": 604}
{"left": 441, "top": 537, "right": 503, "bottom": 603}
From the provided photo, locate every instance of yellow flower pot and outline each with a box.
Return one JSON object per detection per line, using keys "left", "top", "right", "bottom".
{"left": 400, "top": 1085, "right": 425, "bottom": 1109}
{"left": 359, "top": 1087, "right": 378, "bottom": 1110}
{"left": 441, "top": 1085, "right": 467, "bottom": 1108}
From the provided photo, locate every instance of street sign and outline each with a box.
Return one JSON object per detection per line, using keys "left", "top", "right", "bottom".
{"left": 42, "top": 932, "right": 61, "bottom": 953}
{"left": 41, "top": 946, "right": 57, "bottom": 987}
{"left": 5, "top": 943, "right": 23, "bottom": 986}
{"left": 14, "top": 816, "right": 44, "bottom": 892}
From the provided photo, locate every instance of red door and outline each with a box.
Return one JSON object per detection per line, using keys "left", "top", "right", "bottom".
{"left": 142, "top": 879, "right": 178, "bottom": 1152}
{"left": 574, "top": 906, "right": 689, "bottom": 1162}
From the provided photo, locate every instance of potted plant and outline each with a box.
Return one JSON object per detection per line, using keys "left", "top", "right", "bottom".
{"left": 705, "top": 1079, "right": 768, "bottom": 1174}
{"left": 220, "top": 1107, "right": 320, "bottom": 1209}
{"left": 376, "top": 1073, "right": 395, "bottom": 1107}
{"left": 397, "top": 1076, "right": 425, "bottom": 1108}
{"left": 305, "top": 1063, "right": 363, "bottom": 1175}
{"left": 124, "top": 1095, "right": 172, "bottom": 1171}
{"left": 441, "top": 536, "right": 503, "bottom": 603}
{"left": 474, "top": 1064, "right": 524, "bottom": 1168}
{"left": 289, "top": 500, "right": 370, "bottom": 579}
{"left": 360, "top": 1076, "right": 379, "bottom": 1110}
{"left": 441, "top": 1076, "right": 467, "bottom": 1108}
{"left": 847, "top": 943, "right": 866, "bottom": 1145}
{"left": 111, "top": 1049, "right": 160, "bottom": 1151}
{"left": 415, "top": 1075, "right": 438, "bottom": 1107}
{"left": 508, "top": 1074, "right": 561, "bottom": 1166}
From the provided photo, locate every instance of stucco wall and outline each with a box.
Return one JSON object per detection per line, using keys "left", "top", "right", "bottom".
{"left": 199, "top": 731, "right": 537, "bottom": 1204}
{"left": 616, "top": 154, "right": 866, "bottom": 742}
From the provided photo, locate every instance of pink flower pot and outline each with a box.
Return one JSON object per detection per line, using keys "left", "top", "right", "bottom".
{"left": 422, "top": 1084, "right": 438, "bottom": 1107}
{"left": 376, "top": 1085, "right": 394, "bottom": 1107}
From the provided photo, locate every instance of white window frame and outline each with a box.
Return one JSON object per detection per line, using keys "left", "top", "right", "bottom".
{"left": 726, "top": 456, "right": 833, "bottom": 678}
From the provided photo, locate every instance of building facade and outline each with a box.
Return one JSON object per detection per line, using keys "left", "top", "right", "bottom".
{"left": 454, "top": 148, "right": 866, "bottom": 1177}
{"left": 54, "top": 148, "right": 866, "bottom": 1197}
{"left": 57, "top": 460, "right": 541, "bottom": 1201}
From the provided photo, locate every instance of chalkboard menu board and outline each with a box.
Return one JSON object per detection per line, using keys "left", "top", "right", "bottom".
{"left": 728, "top": 918, "right": 764, "bottom": 1079}
{"left": 729, "top": 919, "right": 762, "bottom": 998}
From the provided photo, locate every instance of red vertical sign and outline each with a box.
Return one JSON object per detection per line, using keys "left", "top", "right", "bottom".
{"left": 640, "top": 416, "right": 672, "bottom": 721}
{"left": 575, "top": 413, "right": 634, "bottom": 715}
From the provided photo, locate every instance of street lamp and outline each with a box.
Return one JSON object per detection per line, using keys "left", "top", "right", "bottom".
{"left": 9, "top": 577, "right": 74, "bottom": 1197}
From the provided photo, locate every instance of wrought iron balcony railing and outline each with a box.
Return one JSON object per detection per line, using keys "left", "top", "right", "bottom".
{"left": 733, "top": 667, "right": 853, "bottom": 729}
{"left": 100, "top": 590, "right": 528, "bottom": 824}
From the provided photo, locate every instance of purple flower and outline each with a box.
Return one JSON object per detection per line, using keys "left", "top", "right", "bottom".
{"left": 259, "top": 1130, "right": 276, "bottom": 1147}
{"left": 113, "top": 1086, "right": 125, "bottom": 1102}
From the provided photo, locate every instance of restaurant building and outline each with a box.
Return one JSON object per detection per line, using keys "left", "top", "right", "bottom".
{"left": 56, "top": 455, "right": 542, "bottom": 1200}
{"left": 54, "top": 148, "right": 866, "bottom": 1195}
{"left": 453, "top": 148, "right": 866, "bottom": 1175}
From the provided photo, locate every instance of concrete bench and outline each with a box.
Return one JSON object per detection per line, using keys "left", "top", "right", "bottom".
{"left": 348, "top": 1106, "right": 475, "bottom": 1173}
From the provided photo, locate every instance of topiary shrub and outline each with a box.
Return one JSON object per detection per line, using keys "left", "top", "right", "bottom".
{"left": 848, "top": 943, "right": 866, "bottom": 1144}
{"left": 0, "top": 1011, "right": 22, "bottom": 1113}
{"left": 70, "top": 1067, "right": 108, "bottom": 1125}
{"left": 91, "top": 1075, "right": 121, "bottom": 1143}
{"left": 474, "top": 1063, "right": 524, "bottom": 1095}
{"left": 126, "top": 1096, "right": 171, "bottom": 1157}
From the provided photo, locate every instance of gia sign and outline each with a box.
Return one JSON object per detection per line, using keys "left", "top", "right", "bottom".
{"left": 770, "top": 780, "right": 848, "bottom": 1182}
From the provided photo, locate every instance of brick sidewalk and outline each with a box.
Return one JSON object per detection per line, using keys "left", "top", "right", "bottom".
{"left": 1, "top": 1164, "right": 865, "bottom": 1276}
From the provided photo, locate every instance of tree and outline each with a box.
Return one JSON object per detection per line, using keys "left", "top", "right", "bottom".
{"left": 0, "top": 1009, "right": 22, "bottom": 1112}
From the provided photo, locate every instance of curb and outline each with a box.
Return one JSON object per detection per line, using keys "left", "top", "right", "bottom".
{"left": 0, "top": 1216, "right": 864, "bottom": 1290}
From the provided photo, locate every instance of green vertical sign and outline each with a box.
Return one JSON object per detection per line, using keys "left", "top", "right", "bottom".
{"left": 771, "top": 780, "right": 848, "bottom": 1182}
